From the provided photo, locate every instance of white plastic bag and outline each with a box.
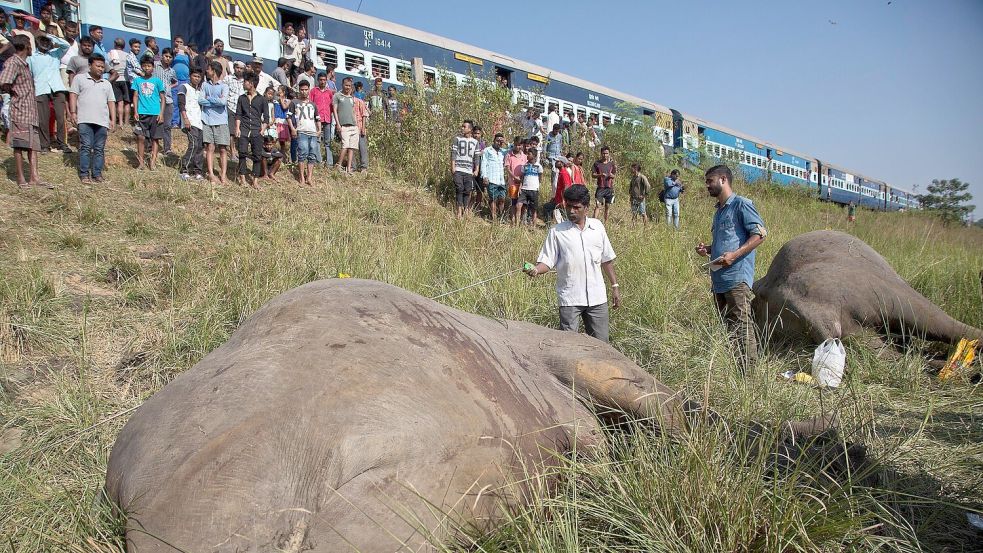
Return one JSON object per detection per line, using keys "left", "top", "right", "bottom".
{"left": 812, "top": 339, "right": 846, "bottom": 388}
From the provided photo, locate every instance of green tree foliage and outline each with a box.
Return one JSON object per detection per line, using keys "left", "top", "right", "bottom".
{"left": 918, "top": 178, "right": 975, "bottom": 225}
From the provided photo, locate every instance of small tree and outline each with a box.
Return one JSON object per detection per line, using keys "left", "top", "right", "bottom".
{"left": 917, "top": 178, "right": 975, "bottom": 225}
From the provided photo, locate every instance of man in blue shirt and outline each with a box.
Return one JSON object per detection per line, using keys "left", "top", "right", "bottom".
{"left": 696, "top": 164, "right": 767, "bottom": 369}
{"left": 27, "top": 33, "right": 71, "bottom": 153}
{"left": 663, "top": 169, "right": 682, "bottom": 229}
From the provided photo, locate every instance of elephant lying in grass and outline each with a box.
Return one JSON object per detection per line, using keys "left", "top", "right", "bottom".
{"left": 753, "top": 230, "right": 982, "bottom": 350}
{"left": 105, "top": 279, "right": 835, "bottom": 552}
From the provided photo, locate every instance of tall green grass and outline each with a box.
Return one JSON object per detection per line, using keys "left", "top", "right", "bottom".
{"left": 0, "top": 83, "right": 981, "bottom": 552}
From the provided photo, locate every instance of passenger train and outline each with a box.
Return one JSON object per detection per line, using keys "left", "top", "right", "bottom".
{"left": 1, "top": 0, "right": 918, "bottom": 211}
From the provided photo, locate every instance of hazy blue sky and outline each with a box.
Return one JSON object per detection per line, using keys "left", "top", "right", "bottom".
{"left": 329, "top": 0, "right": 982, "bottom": 218}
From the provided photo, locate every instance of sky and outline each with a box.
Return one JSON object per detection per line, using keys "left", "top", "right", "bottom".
{"left": 327, "top": 0, "right": 983, "bottom": 218}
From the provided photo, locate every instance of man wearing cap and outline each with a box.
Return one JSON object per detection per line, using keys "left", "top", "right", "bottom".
{"left": 250, "top": 55, "right": 276, "bottom": 96}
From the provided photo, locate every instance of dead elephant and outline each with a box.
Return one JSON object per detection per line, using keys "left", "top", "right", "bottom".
{"left": 753, "top": 230, "right": 983, "bottom": 350}
{"left": 105, "top": 278, "right": 831, "bottom": 552}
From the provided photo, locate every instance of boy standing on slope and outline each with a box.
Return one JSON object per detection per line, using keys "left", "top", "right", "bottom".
{"left": 178, "top": 67, "right": 204, "bottom": 180}
{"left": 293, "top": 80, "right": 321, "bottom": 187}
{"left": 130, "top": 55, "right": 166, "bottom": 170}
{"left": 68, "top": 52, "right": 115, "bottom": 184}
{"left": 516, "top": 149, "right": 542, "bottom": 228}
{"left": 450, "top": 119, "right": 479, "bottom": 219}
{"left": 199, "top": 61, "right": 230, "bottom": 184}
{"left": 629, "top": 163, "right": 650, "bottom": 225}
{"left": 592, "top": 146, "right": 616, "bottom": 224}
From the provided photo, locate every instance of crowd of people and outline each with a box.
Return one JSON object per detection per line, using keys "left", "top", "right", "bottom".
{"left": 0, "top": 9, "right": 404, "bottom": 188}
{"left": 1, "top": 7, "right": 768, "bottom": 367}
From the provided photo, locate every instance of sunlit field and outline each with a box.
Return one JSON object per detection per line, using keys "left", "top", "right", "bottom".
{"left": 2, "top": 84, "right": 981, "bottom": 551}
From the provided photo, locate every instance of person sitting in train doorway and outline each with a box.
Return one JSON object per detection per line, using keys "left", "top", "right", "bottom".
{"left": 592, "top": 146, "right": 616, "bottom": 224}
{"left": 848, "top": 201, "right": 857, "bottom": 222}
{"left": 332, "top": 77, "right": 360, "bottom": 176}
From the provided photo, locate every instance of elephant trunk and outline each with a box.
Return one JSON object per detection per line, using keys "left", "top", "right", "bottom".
{"left": 887, "top": 290, "right": 983, "bottom": 344}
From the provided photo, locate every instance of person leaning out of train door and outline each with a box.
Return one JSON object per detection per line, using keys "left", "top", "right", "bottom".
{"left": 695, "top": 164, "right": 767, "bottom": 372}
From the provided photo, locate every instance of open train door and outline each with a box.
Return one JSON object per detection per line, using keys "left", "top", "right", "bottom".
{"left": 169, "top": 0, "right": 212, "bottom": 49}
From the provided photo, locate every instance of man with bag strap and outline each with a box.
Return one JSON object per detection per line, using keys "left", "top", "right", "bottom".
{"left": 695, "top": 164, "right": 767, "bottom": 370}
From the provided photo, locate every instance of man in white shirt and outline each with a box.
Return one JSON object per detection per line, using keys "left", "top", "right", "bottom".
{"left": 525, "top": 184, "right": 621, "bottom": 342}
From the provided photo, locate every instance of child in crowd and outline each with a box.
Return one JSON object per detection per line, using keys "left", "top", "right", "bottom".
{"left": 516, "top": 149, "right": 542, "bottom": 227}
{"left": 274, "top": 84, "right": 295, "bottom": 163}
{"left": 292, "top": 80, "right": 321, "bottom": 186}
{"left": 262, "top": 135, "right": 284, "bottom": 179}
{"left": 131, "top": 55, "right": 166, "bottom": 170}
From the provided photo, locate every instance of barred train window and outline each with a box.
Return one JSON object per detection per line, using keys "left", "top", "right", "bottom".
{"left": 395, "top": 63, "right": 411, "bottom": 83}
{"left": 228, "top": 25, "right": 252, "bottom": 51}
{"left": 316, "top": 45, "right": 337, "bottom": 68}
{"left": 345, "top": 51, "right": 364, "bottom": 71}
{"left": 121, "top": 2, "right": 151, "bottom": 31}
{"left": 371, "top": 57, "right": 390, "bottom": 79}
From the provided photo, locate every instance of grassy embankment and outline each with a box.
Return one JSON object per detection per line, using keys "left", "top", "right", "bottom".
{"left": 1, "top": 85, "right": 982, "bottom": 551}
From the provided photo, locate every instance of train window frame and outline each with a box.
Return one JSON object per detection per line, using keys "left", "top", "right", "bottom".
{"left": 395, "top": 62, "right": 411, "bottom": 83}
{"left": 227, "top": 24, "right": 253, "bottom": 51}
{"left": 315, "top": 44, "right": 338, "bottom": 69}
{"left": 121, "top": 1, "right": 152, "bottom": 32}
{"left": 371, "top": 56, "right": 391, "bottom": 79}
{"left": 533, "top": 97, "right": 545, "bottom": 113}
{"left": 423, "top": 68, "right": 436, "bottom": 86}
{"left": 601, "top": 115, "right": 612, "bottom": 127}
{"left": 344, "top": 51, "right": 365, "bottom": 73}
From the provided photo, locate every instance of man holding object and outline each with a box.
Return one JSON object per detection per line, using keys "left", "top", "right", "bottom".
{"left": 695, "top": 164, "right": 767, "bottom": 368}
{"left": 526, "top": 184, "right": 621, "bottom": 343}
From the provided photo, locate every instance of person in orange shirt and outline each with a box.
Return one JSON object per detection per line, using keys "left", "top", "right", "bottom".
{"left": 503, "top": 135, "right": 527, "bottom": 223}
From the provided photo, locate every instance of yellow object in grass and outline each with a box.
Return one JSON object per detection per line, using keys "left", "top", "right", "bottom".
{"left": 794, "top": 372, "right": 816, "bottom": 384}
{"left": 939, "top": 338, "right": 978, "bottom": 381}
{"left": 337, "top": 273, "right": 352, "bottom": 279}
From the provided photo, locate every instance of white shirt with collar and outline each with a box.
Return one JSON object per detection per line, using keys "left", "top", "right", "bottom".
{"left": 536, "top": 218, "right": 616, "bottom": 307}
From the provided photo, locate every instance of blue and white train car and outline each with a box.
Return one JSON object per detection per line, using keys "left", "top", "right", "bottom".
{"left": 672, "top": 110, "right": 813, "bottom": 189}
{"left": 26, "top": 0, "right": 917, "bottom": 212}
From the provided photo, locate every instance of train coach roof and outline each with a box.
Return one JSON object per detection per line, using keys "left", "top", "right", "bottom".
{"left": 674, "top": 110, "right": 815, "bottom": 161}
{"left": 282, "top": 0, "right": 672, "bottom": 114}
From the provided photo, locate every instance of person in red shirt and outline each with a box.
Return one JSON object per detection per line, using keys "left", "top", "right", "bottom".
{"left": 571, "top": 151, "right": 586, "bottom": 185}
{"left": 550, "top": 156, "right": 573, "bottom": 223}
{"left": 309, "top": 71, "right": 334, "bottom": 167}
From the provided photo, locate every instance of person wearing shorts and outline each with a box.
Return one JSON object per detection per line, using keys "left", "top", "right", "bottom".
{"left": 480, "top": 132, "right": 508, "bottom": 222}
{"left": 200, "top": 60, "right": 230, "bottom": 184}
{"left": 450, "top": 119, "right": 479, "bottom": 219}
{"left": 516, "top": 149, "right": 542, "bottom": 227}
{"left": 332, "top": 77, "right": 359, "bottom": 175}
{"left": 592, "top": 146, "right": 616, "bottom": 224}
{"left": 0, "top": 35, "right": 47, "bottom": 188}
{"left": 292, "top": 80, "right": 321, "bottom": 186}
{"left": 130, "top": 55, "right": 166, "bottom": 170}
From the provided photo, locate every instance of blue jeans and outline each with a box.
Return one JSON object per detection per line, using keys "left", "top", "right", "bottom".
{"left": 665, "top": 197, "right": 680, "bottom": 229}
{"left": 295, "top": 133, "right": 320, "bottom": 163}
{"left": 78, "top": 122, "right": 108, "bottom": 178}
{"left": 319, "top": 123, "right": 334, "bottom": 166}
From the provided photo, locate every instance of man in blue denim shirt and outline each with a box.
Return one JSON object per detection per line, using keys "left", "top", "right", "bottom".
{"left": 696, "top": 164, "right": 767, "bottom": 369}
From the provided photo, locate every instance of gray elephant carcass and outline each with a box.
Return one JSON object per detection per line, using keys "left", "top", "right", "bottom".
{"left": 106, "top": 278, "right": 700, "bottom": 552}
{"left": 753, "top": 230, "right": 983, "bottom": 344}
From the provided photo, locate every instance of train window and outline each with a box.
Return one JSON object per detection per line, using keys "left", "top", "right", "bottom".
{"left": 395, "top": 63, "right": 411, "bottom": 83}
{"left": 121, "top": 1, "right": 152, "bottom": 31}
{"left": 345, "top": 51, "right": 365, "bottom": 72}
{"left": 548, "top": 101, "right": 559, "bottom": 115}
{"left": 423, "top": 69, "right": 436, "bottom": 86}
{"left": 517, "top": 90, "right": 531, "bottom": 106}
{"left": 602, "top": 115, "right": 612, "bottom": 126}
{"left": 228, "top": 25, "right": 253, "bottom": 51}
{"left": 371, "top": 57, "right": 390, "bottom": 79}
{"left": 315, "top": 44, "right": 337, "bottom": 68}
{"left": 562, "top": 104, "right": 573, "bottom": 118}
{"left": 533, "top": 97, "right": 545, "bottom": 113}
